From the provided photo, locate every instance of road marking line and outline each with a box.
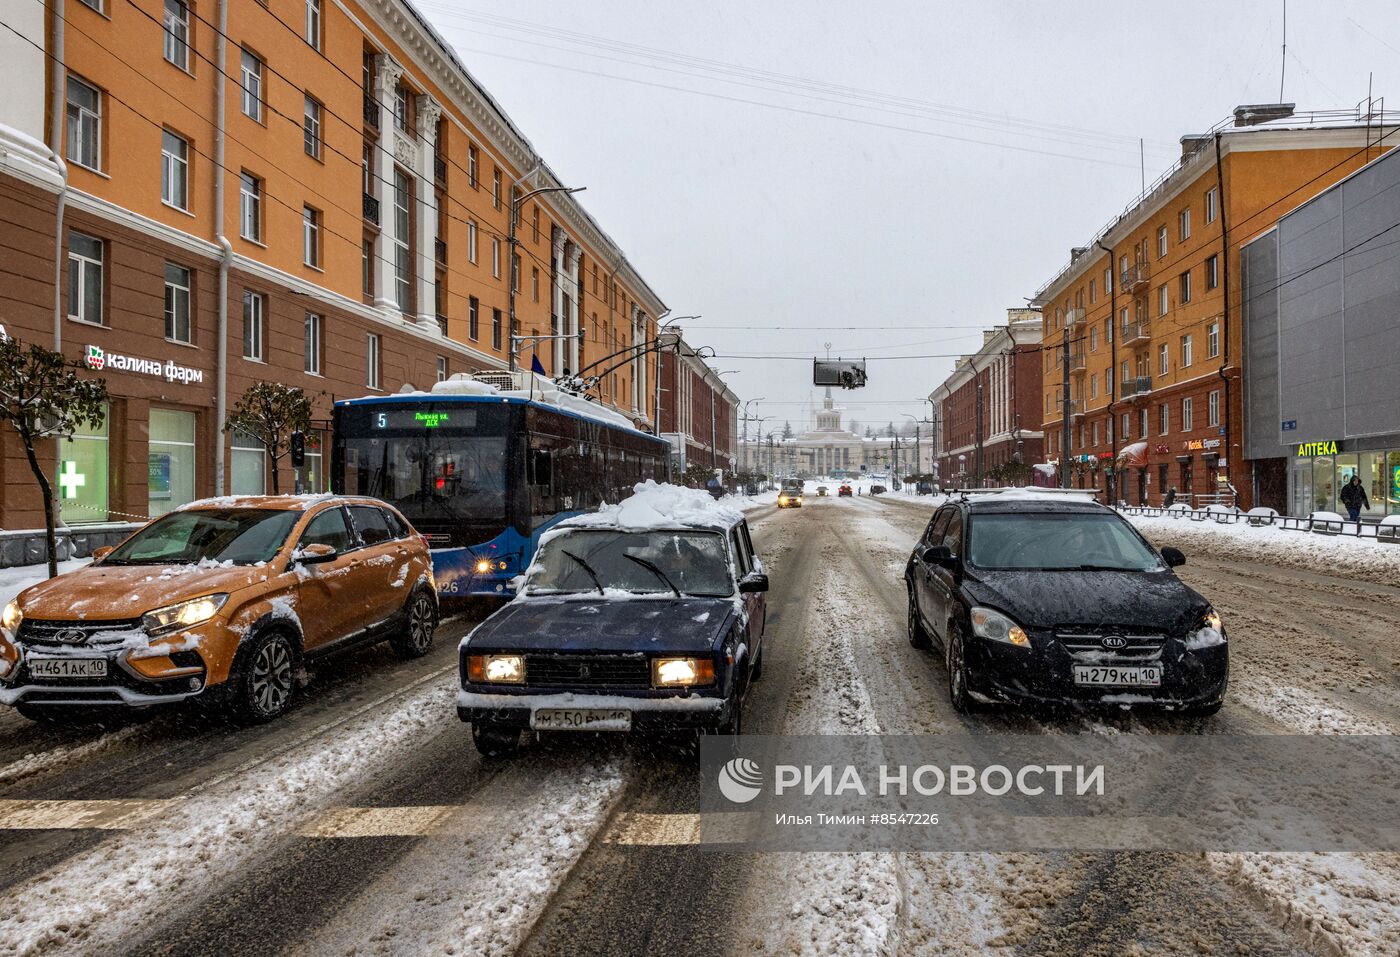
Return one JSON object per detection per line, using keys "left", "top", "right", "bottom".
{"left": 0, "top": 798, "right": 179, "bottom": 831}
{"left": 604, "top": 811, "right": 701, "bottom": 846}
{"left": 297, "top": 804, "right": 461, "bottom": 838}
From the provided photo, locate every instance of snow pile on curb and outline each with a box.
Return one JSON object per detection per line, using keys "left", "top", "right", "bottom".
{"left": 1124, "top": 513, "right": 1400, "bottom": 585}
{"left": 564, "top": 481, "right": 746, "bottom": 531}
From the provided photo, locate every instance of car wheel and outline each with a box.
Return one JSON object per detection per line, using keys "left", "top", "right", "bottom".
{"left": 390, "top": 586, "right": 437, "bottom": 659}
{"left": 472, "top": 723, "right": 521, "bottom": 757}
{"left": 907, "top": 593, "right": 931, "bottom": 649}
{"left": 232, "top": 630, "right": 296, "bottom": 723}
{"left": 947, "top": 626, "right": 972, "bottom": 714}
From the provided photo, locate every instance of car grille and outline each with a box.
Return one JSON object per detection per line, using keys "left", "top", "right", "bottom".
{"left": 525, "top": 654, "right": 651, "bottom": 689}
{"left": 18, "top": 618, "right": 145, "bottom": 648}
{"left": 1056, "top": 631, "right": 1166, "bottom": 663}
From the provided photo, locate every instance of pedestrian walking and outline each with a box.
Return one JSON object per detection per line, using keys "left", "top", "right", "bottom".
{"left": 1340, "top": 475, "right": 1370, "bottom": 522}
{"left": 1163, "top": 486, "right": 1177, "bottom": 508}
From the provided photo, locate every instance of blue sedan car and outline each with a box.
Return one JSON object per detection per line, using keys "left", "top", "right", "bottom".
{"left": 458, "top": 497, "right": 768, "bottom": 756}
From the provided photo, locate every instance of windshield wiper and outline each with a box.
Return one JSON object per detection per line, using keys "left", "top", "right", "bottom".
{"left": 560, "top": 549, "right": 606, "bottom": 596}
{"left": 1074, "top": 564, "right": 1134, "bottom": 572}
{"left": 622, "top": 554, "right": 682, "bottom": 598}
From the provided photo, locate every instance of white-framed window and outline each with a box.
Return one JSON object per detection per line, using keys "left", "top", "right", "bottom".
{"left": 1139, "top": 407, "right": 1148, "bottom": 438}
{"left": 1208, "top": 390, "right": 1220, "bottom": 427}
{"left": 1090, "top": 374, "right": 1098, "bottom": 399}
{"left": 242, "top": 290, "right": 265, "bottom": 360}
{"left": 1157, "top": 283, "right": 1168, "bottom": 316}
{"left": 1181, "top": 334, "right": 1193, "bottom": 368}
{"left": 1156, "top": 225, "right": 1168, "bottom": 258}
{"left": 1089, "top": 326, "right": 1098, "bottom": 352}
{"left": 304, "top": 312, "right": 322, "bottom": 374}
{"left": 1158, "top": 343, "right": 1169, "bottom": 376}
{"left": 163, "top": 0, "right": 190, "bottom": 71}
{"left": 1119, "top": 306, "right": 1128, "bottom": 333}
{"left": 1092, "top": 421, "right": 1100, "bottom": 446}
{"left": 467, "top": 145, "right": 479, "bottom": 188}
{"left": 303, "top": 96, "right": 322, "bottom": 158}
{"left": 305, "top": 0, "right": 322, "bottom": 50}
{"left": 161, "top": 129, "right": 189, "bottom": 210}
{"left": 239, "top": 172, "right": 261, "bottom": 241}
{"left": 1104, "top": 266, "right": 1112, "bottom": 294}
{"left": 1106, "top": 368, "right": 1113, "bottom": 395}
{"left": 1104, "top": 317, "right": 1112, "bottom": 344}
{"left": 467, "top": 220, "right": 478, "bottom": 263}
{"left": 436, "top": 356, "right": 447, "bottom": 382}
{"left": 302, "top": 205, "right": 320, "bottom": 268}
{"left": 164, "top": 263, "right": 191, "bottom": 342}
{"left": 491, "top": 237, "right": 501, "bottom": 278}
{"left": 1179, "top": 270, "right": 1191, "bottom": 304}
{"left": 1159, "top": 404, "right": 1169, "bottom": 435}
{"left": 366, "top": 333, "right": 381, "bottom": 389}
{"left": 1089, "top": 278, "right": 1097, "bottom": 304}
{"left": 468, "top": 296, "right": 479, "bottom": 340}
{"left": 1205, "top": 186, "right": 1218, "bottom": 224}
{"left": 1207, "top": 321, "right": 1220, "bottom": 358}
{"left": 65, "top": 75, "right": 101, "bottom": 171}
{"left": 1182, "top": 397, "right": 1193, "bottom": 432}
{"left": 531, "top": 267, "right": 539, "bottom": 302}
{"left": 67, "top": 232, "right": 103, "bottom": 325}
{"left": 492, "top": 168, "right": 502, "bottom": 209}
{"left": 394, "top": 85, "right": 408, "bottom": 132}
{"left": 1122, "top": 412, "right": 1131, "bottom": 438}
{"left": 240, "top": 49, "right": 264, "bottom": 121}
{"left": 1178, "top": 207, "right": 1191, "bottom": 241}
{"left": 392, "top": 169, "right": 411, "bottom": 311}
{"left": 361, "top": 238, "right": 373, "bottom": 297}
{"left": 1206, "top": 254, "right": 1219, "bottom": 290}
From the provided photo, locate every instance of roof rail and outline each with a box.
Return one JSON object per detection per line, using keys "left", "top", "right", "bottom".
{"left": 948, "top": 487, "right": 1102, "bottom": 500}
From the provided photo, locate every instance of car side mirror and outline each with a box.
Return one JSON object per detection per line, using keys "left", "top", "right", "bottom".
{"left": 91, "top": 545, "right": 114, "bottom": 562}
{"left": 1161, "top": 546, "right": 1186, "bottom": 568}
{"left": 921, "top": 544, "right": 957, "bottom": 568}
{"left": 294, "top": 543, "right": 339, "bottom": 565}
{"left": 739, "top": 573, "right": 769, "bottom": 594}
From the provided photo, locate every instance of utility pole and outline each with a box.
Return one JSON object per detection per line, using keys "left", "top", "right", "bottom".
{"left": 1061, "top": 317, "right": 1072, "bottom": 488}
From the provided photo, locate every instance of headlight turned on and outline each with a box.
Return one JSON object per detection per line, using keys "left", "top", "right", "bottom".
{"left": 1, "top": 600, "right": 22, "bottom": 634}
{"left": 651, "top": 657, "right": 716, "bottom": 688}
{"left": 969, "top": 606, "right": 1031, "bottom": 648}
{"left": 1203, "top": 609, "right": 1224, "bottom": 633}
{"left": 467, "top": 654, "right": 525, "bottom": 684}
{"left": 141, "top": 594, "right": 229, "bottom": 638}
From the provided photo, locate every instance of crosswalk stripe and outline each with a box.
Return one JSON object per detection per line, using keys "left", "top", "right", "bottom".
{"left": 604, "top": 812, "right": 701, "bottom": 846}
{"left": 0, "top": 798, "right": 180, "bottom": 831}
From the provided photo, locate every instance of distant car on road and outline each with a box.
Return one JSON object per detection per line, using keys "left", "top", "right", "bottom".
{"left": 0, "top": 496, "right": 438, "bottom": 723}
{"left": 838, "top": 484, "right": 853, "bottom": 497}
{"left": 817, "top": 486, "right": 829, "bottom": 496}
{"left": 916, "top": 482, "right": 936, "bottom": 495}
{"left": 870, "top": 485, "right": 887, "bottom": 495}
{"left": 458, "top": 486, "right": 768, "bottom": 755}
{"left": 904, "top": 491, "right": 1227, "bottom": 715}
{"left": 778, "top": 480, "right": 804, "bottom": 508}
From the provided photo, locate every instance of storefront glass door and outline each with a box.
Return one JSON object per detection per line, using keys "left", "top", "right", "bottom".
{"left": 149, "top": 409, "right": 196, "bottom": 516}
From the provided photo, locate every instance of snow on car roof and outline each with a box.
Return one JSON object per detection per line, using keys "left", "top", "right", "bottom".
{"left": 175, "top": 493, "right": 344, "bottom": 512}
{"left": 558, "top": 481, "right": 746, "bottom": 532}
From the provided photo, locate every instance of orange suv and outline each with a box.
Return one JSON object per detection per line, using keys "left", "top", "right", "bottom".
{"left": 0, "top": 495, "right": 437, "bottom": 723}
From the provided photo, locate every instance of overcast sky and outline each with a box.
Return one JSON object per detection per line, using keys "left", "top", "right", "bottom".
{"left": 423, "top": 0, "right": 1400, "bottom": 436}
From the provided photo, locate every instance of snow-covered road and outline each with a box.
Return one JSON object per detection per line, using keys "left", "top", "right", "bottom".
{"left": 0, "top": 494, "right": 1395, "bottom": 956}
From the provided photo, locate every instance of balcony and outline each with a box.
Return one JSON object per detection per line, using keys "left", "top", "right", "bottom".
{"left": 1122, "top": 376, "right": 1154, "bottom": 399}
{"left": 1069, "top": 400, "right": 1086, "bottom": 420}
{"left": 1068, "top": 351, "right": 1087, "bottom": 374}
{"left": 363, "top": 94, "right": 380, "bottom": 131}
{"left": 435, "top": 238, "right": 447, "bottom": 264}
{"left": 1065, "top": 307, "right": 1086, "bottom": 328}
{"left": 1120, "top": 320, "right": 1151, "bottom": 346}
{"left": 362, "top": 193, "right": 380, "bottom": 225}
{"left": 1120, "top": 262, "right": 1150, "bottom": 293}
{"left": 434, "top": 155, "right": 447, "bottom": 182}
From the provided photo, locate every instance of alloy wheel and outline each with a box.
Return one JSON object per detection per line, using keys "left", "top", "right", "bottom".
{"left": 408, "top": 592, "right": 435, "bottom": 652}
{"left": 251, "top": 637, "right": 293, "bottom": 716}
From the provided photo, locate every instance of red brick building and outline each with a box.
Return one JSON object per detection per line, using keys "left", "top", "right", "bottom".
{"left": 659, "top": 334, "right": 739, "bottom": 477}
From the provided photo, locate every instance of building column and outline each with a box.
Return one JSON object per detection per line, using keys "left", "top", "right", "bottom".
{"left": 414, "top": 94, "right": 443, "bottom": 333}
{"left": 565, "top": 244, "right": 582, "bottom": 374}
{"left": 631, "top": 306, "right": 645, "bottom": 414}
{"left": 551, "top": 228, "right": 566, "bottom": 373}
{"left": 372, "top": 54, "right": 404, "bottom": 316}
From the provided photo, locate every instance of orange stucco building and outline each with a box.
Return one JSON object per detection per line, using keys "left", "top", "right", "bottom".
{"left": 0, "top": 0, "right": 669, "bottom": 551}
{"left": 1031, "top": 106, "right": 1394, "bottom": 509}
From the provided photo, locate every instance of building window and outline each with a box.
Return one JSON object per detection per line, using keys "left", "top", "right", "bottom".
{"left": 492, "top": 308, "right": 502, "bottom": 350}
{"left": 300, "top": 430, "right": 325, "bottom": 492}
{"left": 1208, "top": 389, "right": 1220, "bottom": 427}
{"left": 1178, "top": 207, "right": 1191, "bottom": 241}
{"left": 1207, "top": 320, "right": 1220, "bottom": 358}
{"left": 366, "top": 333, "right": 381, "bottom": 389}
{"left": 392, "top": 169, "right": 411, "bottom": 312}
{"left": 1104, "top": 266, "right": 1112, "bottom": 294}
{"left": 230, "top": 429, "right": 267, "bottom": 496}
{"left": 1206, "top": 253, "right": 1219, "bottom": 290}
{"left": 1088, "top": 278, "right": 1097, "bottom": 304}
{"left": 1122, "top": 412, "right": 1131, "bottom": 438}
{"left": 361, "top": 238, "right": 373, "bottom": 297}
{"left": 161, "top": 130, "right": 189, "bottom": 210}
{"left": 1158, "top": 343, "right": 1169, "bottom": 376}
{"left": 1092, "top": 421, "right": 1100, "bottom": 446}
{"left": 239, "top": 172, "right": 261, "bottom": 241}
{"left": 1205, "top": 186, "right": 1218, "bottom": 224}
{"left": 1089, "top": 326, "right": 1098, "bottom": 352}
{"left": 1158, "top": 404, "right": 1169, "bottom": 435}
{"left": 148, "top": 408, "right": 196, "bottom": 516}
{"left": 1156, "top": 225, "right": 1168, "bottom": 258}
{"left": 1140, "top": 408, "right": 1148, "bottom": 438}
{"left": 1179, "top": 270, "right": 1191, "bottom": 304}
{"left": 242, "top": 290, "right": 265, "bottom": 359}
{"left": 1103, "top": 317, "right": 1112, "bottom": 344}
{"left": 467, "top": 145, "right": 479, "bottom": 188}
{"left": 1182, "top": 397, "right": 1193, "bottom": 432}
{"left": 393, "top": 84, "right": 409, "bottom": 133}
{"left": 1181, "top": 334, "right": 1193, "bottom": 368}
{"left": 491, "top": 237, "right": 501, "bottom": 278}
{"left": 67, "top": 232, "right": 103, "bottom": 325}
{"left": 164, "top": 263, "right": 191, "bottom": 342}
{"left": 436, "top": 356, "right": 447, "bottom": 382}
{"left": 467, "top": 220, "right": 477, "bottom": 263}
{"left": 492, "top": 168, "right": 502, "bottom": 209}
{"left": 303, "top": 96, "right": 322, "bottom": 158}
{"left": 240, "top": 49, "right": 264, "bottom": 121}
{"left": 305, "top": 0, "right": 322, "bottom": 50}
{"left": 163, "top": 0, "right": 190, "bottom": 71}
{"left": 1090, "top": 374, "right": 1098, "bottom": 399}
{"left": 303, "top": 206, "right": 320, "bottom": 268}
{"left": 532, "top": 205, "right": 540, "bottom": 243}
{"left": 65, "top": 75, "right": 102, "bottom": 170}
{"left": 59, "top": 405, "right": 109, "bottom": 524}
{"left": 304, "top": 312, "right": 322, "bottom": 374}
{"left": 468, "top": 296, "right": 479, "bottom": 340}
{"left": 1157, "top": 283, "right": 1168, "bottom": 316}
{"left": 531, "top": 266, "right": 539, "bottom": 302}
{"left": 1106, "top": 367, "right": 1113, "bottom": 395}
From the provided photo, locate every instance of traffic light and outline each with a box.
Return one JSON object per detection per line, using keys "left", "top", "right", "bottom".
{"left": 290, "top": 431, "right": 306, "bottom": 467}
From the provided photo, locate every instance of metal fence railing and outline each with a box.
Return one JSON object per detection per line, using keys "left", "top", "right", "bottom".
{"left": 1115, "top": 505, "right": 1400, "bottom": 543}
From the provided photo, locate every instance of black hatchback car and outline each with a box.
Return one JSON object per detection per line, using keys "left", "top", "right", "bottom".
{"left": 904, "top": 491, "right": 1227, "bottom": 715}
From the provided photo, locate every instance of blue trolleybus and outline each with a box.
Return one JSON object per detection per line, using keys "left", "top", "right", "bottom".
{"left": 331, "top": 391, "right": 670, "bottom": 598}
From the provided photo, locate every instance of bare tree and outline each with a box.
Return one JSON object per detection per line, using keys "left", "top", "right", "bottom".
{"left": 224, "top": 382, "right": 312, "bottom": 494}
{"left": 0, "top": 336, "right": 109, "bottom": 578}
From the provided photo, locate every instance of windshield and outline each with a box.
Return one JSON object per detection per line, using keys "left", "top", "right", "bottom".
{"left": 527, "top": 529, "right": 733, "bottom": 597}
{"left": 967, "top": 512, "right": 1163, "bottom": 571}
{"left": 105, "top": 509, "right": 300, "bottom": 565}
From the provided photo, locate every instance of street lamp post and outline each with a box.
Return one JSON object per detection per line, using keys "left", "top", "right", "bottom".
{"left": 508, "top": 180, "right": 585, "bottom": 372}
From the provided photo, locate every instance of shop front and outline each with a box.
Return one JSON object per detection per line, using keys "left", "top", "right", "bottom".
{"left": 1289, "top": 440, "right": 1400, "bottom": 518}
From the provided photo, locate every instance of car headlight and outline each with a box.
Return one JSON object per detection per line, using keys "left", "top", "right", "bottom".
{"left": 141, "top": 594, "right": 228, "bottom": 638}
{"left": 1, "top": 600, "right": 22, "bottom": 634}
{"left": 652, "top": 656, "right": 716, "bottom": 688}
{"left": 969, "top": 607, "right": 1031, "bottom": 648}
{"left": 1202, "top": 609, "right": 1223, "bottom": 633}
{"left": 467, "top": 654, "right": 525, "bottom": 684}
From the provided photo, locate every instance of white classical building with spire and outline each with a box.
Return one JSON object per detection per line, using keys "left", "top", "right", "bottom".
{"left": 740, "top": 390, "right": 933, "bottom": 479}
